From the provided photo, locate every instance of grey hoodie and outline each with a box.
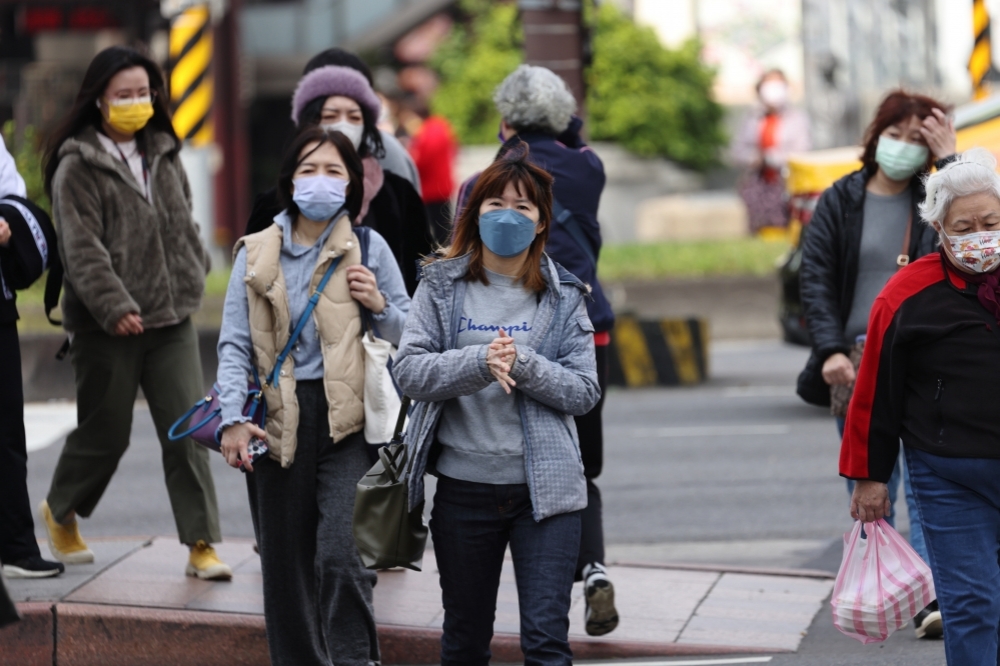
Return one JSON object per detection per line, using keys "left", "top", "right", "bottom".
{"left": 393, "top": 253, "right": 600, "bottom": 521}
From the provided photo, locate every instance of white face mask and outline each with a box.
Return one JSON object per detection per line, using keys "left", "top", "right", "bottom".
{"left": 759, "top": 80, "right": 788, "bottom": 109}
{"left": 940, "top": 228, "right": 1000, "bottom": 273}
{"left": 321, "top": 121, "right": 364, "bottom": 151}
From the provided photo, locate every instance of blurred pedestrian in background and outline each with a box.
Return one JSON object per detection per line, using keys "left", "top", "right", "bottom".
{"left": 456, "top": 64, "right": 618, "bottom": 637}
{"left": 218, "top": 126, "right": 409, "bottom": 666}
{"left": 403, "top": 97, "right": 457, "bottom": 246}
{"left": 799, "top": 89, "right": 956, "bottom": 638}
{"left": 844, "top": 148, "right": 1000, "bottom": 664}
{"left": 0, "top": 136, "right": 66, "bottom": 580}
{"left": 245, "top": 48, "right": 431, "bottom": 295}
{"left": 731, "top": 69, "right": 811, "bottom": 237}
{"left": 394, "top": 146, "right": 600, "bottom": 665}
{"left": 38, "top": 46, "right": 228, "bottom": 580}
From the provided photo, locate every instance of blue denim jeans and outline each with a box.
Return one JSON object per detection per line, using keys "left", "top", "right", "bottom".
{"left": 430, "top": 474, "right": 581, "bottom": 666}
{"left": 905, "top": 447, "right": 1000, "bottom": 666}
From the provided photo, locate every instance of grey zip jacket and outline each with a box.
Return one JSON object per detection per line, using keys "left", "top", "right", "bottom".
{"left": 393, "top": 253, "right": 600, "bottom": 521}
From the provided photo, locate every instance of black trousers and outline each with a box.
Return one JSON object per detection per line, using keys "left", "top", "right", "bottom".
{"left": 0, "top": 322, "right": 40, "bottom": 563}
{"left": 246, "top": 381, "right": 379, "bottom": 666}
{"left": 575, "top": 342, "right": 608, "bottom": 576}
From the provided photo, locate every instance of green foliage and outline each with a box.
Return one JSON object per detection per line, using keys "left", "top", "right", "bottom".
{"left": 429, "top": 0, "right": 522, "bottom": 145}
{"left": 2, "top": 121, "right": 50, "bottom": 213}
{"left": 587, "top": 4, "right": 726, "bottom": 169}
{"left": 429, "top": 1, "right": 726, "bottom": 169}
{"left": 598, "top": 238, "right": 790, "bottom": 281}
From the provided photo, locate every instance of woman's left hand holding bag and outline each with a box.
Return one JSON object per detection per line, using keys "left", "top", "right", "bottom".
{"left": 850, "top": 480, "right": 890, "bottom": 523}
{"left": 0, "top": 218, "right": 9, "bottom": 246}
{"left": 220, "top": 422, "right": 268, "bottom": 473}
{"left": 347, "top": 265, "right": 386, "bottom": 313}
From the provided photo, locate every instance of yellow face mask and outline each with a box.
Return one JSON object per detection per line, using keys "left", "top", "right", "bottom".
{"left": 104, "top": 97, "right": 154, "bottom": 134}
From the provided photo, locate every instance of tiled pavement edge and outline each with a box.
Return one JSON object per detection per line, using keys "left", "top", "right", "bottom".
{"left": 3, "top": 537, "right": 834, "bottom": 665}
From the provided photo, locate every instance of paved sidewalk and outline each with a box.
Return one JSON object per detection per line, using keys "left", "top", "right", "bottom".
{"left": 4, "top": 536, "right": 834, "bottom": 665}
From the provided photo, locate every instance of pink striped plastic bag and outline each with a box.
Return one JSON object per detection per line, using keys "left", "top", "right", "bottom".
{"left": 831, "top": 518, "right": 936, "bottom": 643}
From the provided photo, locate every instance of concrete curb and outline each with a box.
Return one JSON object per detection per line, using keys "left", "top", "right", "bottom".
{"left": 1, "top": 602, "right": 51, "bottom": 666}
{"left": 7, "top": 602, "right": 785, "bottom": 665}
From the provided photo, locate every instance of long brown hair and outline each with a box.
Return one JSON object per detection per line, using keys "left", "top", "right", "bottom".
{"left": 44, "top": 46, "right": 178, "bottom": 196}
{"left": 445, "top": 143, "right": 554, "bottom": 292}
{"left": 860, "top": 90, "right": 952, "bottom": 174}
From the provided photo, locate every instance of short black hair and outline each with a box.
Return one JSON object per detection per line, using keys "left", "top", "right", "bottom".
{"left": 303, "top": 48, "right": 373, "bottom": 85}
{"left": 277, "top": 126, "right": 365, "bottom": 222}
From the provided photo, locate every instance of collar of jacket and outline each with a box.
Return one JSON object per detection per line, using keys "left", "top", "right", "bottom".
{"left": 419, "top": 252, "right": 588, "bottom": 298}
{"left": 58, "top": 126, "right": 178, "bottom": 200}
{"left": 238, "top": 211, "right": 355, "bottom": 297}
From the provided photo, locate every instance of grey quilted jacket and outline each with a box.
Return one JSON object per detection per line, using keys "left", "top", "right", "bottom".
{"left": 393, "top": 252, "right": 600, "bottom": 521}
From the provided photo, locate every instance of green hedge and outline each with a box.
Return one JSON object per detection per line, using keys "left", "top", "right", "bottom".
{"left": 598, "top": 238, "right": 790, "bottom": 281}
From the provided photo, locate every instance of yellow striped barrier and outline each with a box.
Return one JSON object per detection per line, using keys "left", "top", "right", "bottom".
{"left": 169, "top": 4, "right": 213, "bottom": 146}
{"left": 971, "top": 0, "right": 992, "bottom": 101}
{"left": 608, "top": 317, "right": 709, "bottom": 387}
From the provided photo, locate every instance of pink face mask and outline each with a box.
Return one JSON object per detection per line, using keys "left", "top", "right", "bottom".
{"left": 940, "top": 229, "right": 1000, "bottom": 273}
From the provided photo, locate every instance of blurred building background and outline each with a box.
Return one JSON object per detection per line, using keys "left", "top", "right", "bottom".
{"left": 0, "top": 0, "right": 990, "bottom": 256}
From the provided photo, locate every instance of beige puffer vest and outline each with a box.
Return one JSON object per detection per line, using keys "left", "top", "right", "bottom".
{"left": 235, "top": 215, "right": 365, "bottom": 467}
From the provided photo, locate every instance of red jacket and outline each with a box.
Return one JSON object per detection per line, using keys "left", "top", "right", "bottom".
{"left": 409, "top": 116, "right": 456, "bottom": 204}
{"left": 840, "top": 252, "right": 1000, "bottom": 482}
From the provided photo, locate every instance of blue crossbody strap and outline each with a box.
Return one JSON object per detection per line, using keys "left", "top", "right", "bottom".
{"left": 265, "top": 253, "right": 344, "bottom": 388}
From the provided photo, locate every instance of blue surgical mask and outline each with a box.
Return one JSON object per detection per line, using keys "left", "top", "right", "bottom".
{"left": 479, "top": 208, "right": 537, "bottom": 257}
{"left": 292, "top": 175, "right": 348, "bottom": 222}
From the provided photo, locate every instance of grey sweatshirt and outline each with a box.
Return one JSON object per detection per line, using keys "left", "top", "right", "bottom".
{"left": 435, "top": 270, "right": 539, "bottom": 484}
{"left": 844, "top": 191, "right": 910, "bottom": 343}
{"left": 216, "top": 211, "right": 410, "bottom": 432}
{"left": 393, "top": 253, "right": 600, "bottom": 521}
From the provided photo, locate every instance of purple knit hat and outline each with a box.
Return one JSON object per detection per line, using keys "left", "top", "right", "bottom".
{"left": 290, "top": 65, "right": 382, "bottom": 126}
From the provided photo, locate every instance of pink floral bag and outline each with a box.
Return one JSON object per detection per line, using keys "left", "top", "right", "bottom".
{"left": 831, "top": 518, "right": 936, "bottom": 643}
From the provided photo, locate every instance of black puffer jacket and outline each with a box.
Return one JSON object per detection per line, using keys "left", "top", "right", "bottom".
{"left": 797, "top": 161, "right": 952, "bottom": 406}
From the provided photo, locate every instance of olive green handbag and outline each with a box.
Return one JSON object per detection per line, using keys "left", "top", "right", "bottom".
{"left": 352, "top": 397, "right": 428, "bottom": 571}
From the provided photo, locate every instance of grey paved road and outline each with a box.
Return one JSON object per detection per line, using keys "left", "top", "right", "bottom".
{"left": 24, "top": 339, "right": 945, "bottom": 664}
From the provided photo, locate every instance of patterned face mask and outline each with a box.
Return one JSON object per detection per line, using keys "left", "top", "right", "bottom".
{"left": 940, "top": 228, "right": 1000, "bottom": 273}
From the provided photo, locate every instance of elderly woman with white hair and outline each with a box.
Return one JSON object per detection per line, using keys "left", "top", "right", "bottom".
{"left": 843, "top": 148, "right": 1000, "bottom": 665}
{"left": 456, "top": 64, "right": 620, "bottom": 637}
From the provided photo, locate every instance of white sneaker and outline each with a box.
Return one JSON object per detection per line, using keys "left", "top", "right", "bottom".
{"left": 583, "top": 562, "right": 619, "bottom": 636}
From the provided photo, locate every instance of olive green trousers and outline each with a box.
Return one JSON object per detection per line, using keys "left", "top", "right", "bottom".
{"left": 46, "top": 318, "right": 221, "bottom": 544}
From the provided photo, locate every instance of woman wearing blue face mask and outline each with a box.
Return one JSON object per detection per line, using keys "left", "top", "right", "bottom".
{"left": 215, "top": 126, "right": 410, "bottom": 666}
{"left": 393, "top": 144, "right": 600, "bottom": 665}
{"left": 798, "top": 90, "right": 956, "bottom": 639}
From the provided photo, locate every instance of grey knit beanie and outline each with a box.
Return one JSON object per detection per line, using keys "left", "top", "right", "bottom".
{"left": 493, "top": 65, "right": 577, "bottom": 135}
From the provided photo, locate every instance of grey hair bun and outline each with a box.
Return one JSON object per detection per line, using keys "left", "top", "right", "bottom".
{"left": 493, "top": 65, "right": 577, "bottom": 135}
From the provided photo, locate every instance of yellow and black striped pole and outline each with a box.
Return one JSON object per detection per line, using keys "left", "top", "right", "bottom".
{"left": 169, "top": 4, "right": 213, "bottom": 146}
{"left": 970, "top": 0, "right": 992, "bottom": 101}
